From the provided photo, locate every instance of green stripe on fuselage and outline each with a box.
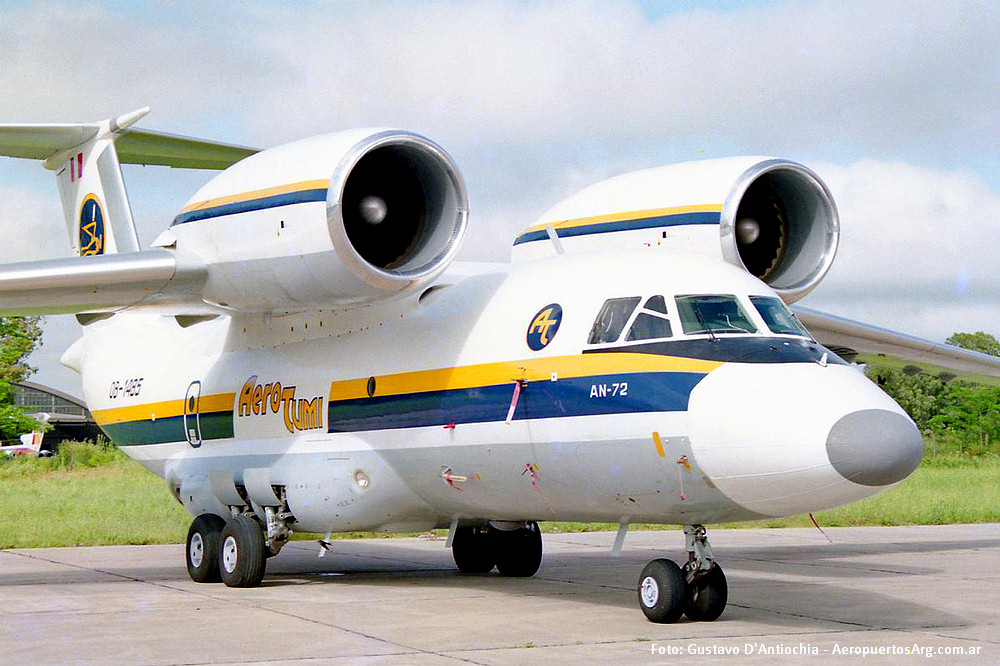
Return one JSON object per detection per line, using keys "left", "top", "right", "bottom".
{"left": 99, "top": 411, "right": 234, "bottom": 446}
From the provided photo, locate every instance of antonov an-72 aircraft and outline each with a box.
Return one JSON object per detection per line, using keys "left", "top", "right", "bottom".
{"left": 2, "top": 109, "right": 998, "bottom": 623}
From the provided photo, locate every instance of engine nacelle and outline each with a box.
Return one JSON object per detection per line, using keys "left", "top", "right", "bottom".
{"left": 168, "top": 129, "right": 468, "bottom": 311}
{"left": 512, "top": 157, "right": 839, "bottom": 303}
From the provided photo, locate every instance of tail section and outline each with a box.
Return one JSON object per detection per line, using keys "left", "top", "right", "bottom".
{"left": 53, "top": 110, "right": 145, "bottom": 255}
{"left": 0, "top": 108, "right": 149, "bottom": 256}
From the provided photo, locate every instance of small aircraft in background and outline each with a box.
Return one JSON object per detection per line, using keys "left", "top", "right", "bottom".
{"left": 0, "top": 419, "right": 49, "bottom": 457}
{"left": 1, "top": 108, "right": 997, "bottom": 623}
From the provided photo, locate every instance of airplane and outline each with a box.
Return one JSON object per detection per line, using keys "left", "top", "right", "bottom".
{"left": 1, "top": 108, "right": 999, "bottom": 624}
{"left": 0, "top": 425, "right": 48, "bottom": 457}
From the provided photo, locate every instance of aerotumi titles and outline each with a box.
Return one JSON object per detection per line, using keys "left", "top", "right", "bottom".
{"left": 237, "top": 375, "right": 323, "bottom": 433}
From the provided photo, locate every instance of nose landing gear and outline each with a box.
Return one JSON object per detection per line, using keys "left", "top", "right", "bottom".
{"left": 637, "top": 524, "right": 728, "bottom": 623}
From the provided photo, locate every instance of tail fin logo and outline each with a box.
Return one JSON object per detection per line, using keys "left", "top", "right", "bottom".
{"left": 79, "top": 194, "right": 106, "bottom": 256}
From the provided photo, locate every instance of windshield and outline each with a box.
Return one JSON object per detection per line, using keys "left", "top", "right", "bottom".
{"left": 750, "top": 295, "right": 811, "bottom": 337}
{"left": 675, "top": 295, "right": 758, "bottom": 335}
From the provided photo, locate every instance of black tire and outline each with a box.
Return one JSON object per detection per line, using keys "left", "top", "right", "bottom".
{"left": 638, "top": 558, "right": 687, "bottom": 623}
{"left": 685, "top": 564, "right": 727, "bottom": 622}
{"left": 494, "top": 522, "right": 542, "bottom": 577}
{"left": 186, "top": 513, "right": 226, "bottom": 583}
{"left": 452, "top": 526, "right": 496, "bottom": 574}
{"left": 219, "top": 515, "right": 267, "bottom": 588}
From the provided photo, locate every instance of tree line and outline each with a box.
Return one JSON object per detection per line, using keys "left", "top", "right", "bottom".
{"left": 869, "top": 332, "right": 1000, "bottom": 456}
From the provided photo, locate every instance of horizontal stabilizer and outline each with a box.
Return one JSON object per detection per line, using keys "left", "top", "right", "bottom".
{"left": 0, "top": 250, "right": 211, "bottom": 315}
{"left": 115, "top": 129, "right": 258, "bottom": 169}
{"left": 0, "top": 123, "right": 98, "bottom": 161}
{"left": 793, "top": 305, "right": 1000, "bottom": 378}
{"left": 0, "top": 114, "right": 258, "bottom": 170}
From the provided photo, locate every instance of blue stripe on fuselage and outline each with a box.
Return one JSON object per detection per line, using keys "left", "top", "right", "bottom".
{"left": 327, "top": 371, "right": 706, "bottom": 433}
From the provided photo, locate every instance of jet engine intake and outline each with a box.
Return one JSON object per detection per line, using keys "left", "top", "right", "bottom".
{"left": 328, "top": 132, "right": 469, "bottom": 294}
{"left": 721, "top": 160, "right": 839, "bottom": 303}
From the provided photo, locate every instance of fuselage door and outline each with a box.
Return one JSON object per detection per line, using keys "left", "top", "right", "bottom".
{"left": 183, "top": 380, "right": 202, "bottom": 448}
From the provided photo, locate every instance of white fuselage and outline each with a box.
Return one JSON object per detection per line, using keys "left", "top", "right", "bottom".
{"left": 75, "top": 248, "right": 921, "bottom": 534}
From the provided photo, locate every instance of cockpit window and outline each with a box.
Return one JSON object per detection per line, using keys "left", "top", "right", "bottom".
{"left": 750, "top": 295, "right": 811, "bottom": 337}
{"left": 643, "top": 295, "right": 669, "bottom": 315}
{"left": 675, "top": 295, "right": 758, "bottom": 335}
{"left": 626, "top": 312, "right": 673, "bottom": 341}
{"left": 588, "top": 297, "right": 641, "bottom": 344}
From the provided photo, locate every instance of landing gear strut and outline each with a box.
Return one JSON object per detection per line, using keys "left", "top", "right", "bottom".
{"left": 637, "top": 524, "right": 727, "bottom": 623}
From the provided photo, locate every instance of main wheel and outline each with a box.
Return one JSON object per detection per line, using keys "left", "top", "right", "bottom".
{"left": 638, "top": 558, "right": 687, "bottom": 623}
{"left": 494, "top": 521, "right": 542, "bottom": 577}
{"left": 186, "top": 513, "right": 226, "bottom": 583}
{"left": 219, "top": 515, "right": 267, "bottom": 588}
{"left": 685, "top": 564, "right": 727, "bottom": 622}
{"left": 452, "top": 526, "right": 496, "bottom": 574}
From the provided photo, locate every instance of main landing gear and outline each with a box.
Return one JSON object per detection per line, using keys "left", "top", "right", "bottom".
{"left": 638, "top": 524, "right": 728, "bottom": 623}
{"left": 451, "top": 521, "right": 543, "bottom": 577}
{"left": 185, "top": 502, "right": 294, "bottom": 587}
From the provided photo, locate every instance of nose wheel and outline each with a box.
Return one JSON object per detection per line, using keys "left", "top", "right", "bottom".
{"left": 637, "top": 524, "right": 727, "bottom": 623}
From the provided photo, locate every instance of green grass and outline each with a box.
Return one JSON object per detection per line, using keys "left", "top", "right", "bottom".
{"left": 1, "top": 442, "right": 997, "bottom": 548}
{"left": 0, "top": 442, "right": 191, "bottom": 548}
{"left": 721, "top": 455, "right": 1000, "bottom": 528}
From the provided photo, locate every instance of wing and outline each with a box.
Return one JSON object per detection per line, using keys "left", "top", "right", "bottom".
{"left": 793, "top": 305, "right": 1000, "bottom": 378}
{"left": 0, "top": 250, "right": 216, "bottom": 316}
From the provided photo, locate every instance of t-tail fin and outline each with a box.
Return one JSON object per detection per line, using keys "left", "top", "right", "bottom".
{"left": 53, "top": 109, "right": 147, "bottom": 255}
{"left": 0, "top": 108, "right": 148, "bottom": 256}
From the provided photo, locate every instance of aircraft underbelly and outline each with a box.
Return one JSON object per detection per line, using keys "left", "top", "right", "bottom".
{"left": 141, "top": 410, "right": 761, "bottom": 532}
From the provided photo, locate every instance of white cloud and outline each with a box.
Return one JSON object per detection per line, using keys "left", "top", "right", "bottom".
{"left": 803, "top": 160, "right": 1000, "bottom": 340}
{"left": 4, "top": 1, "right": 997, "bottom": 160}
{"left": 0, "top": 180, "right": 70, "bottom": 261}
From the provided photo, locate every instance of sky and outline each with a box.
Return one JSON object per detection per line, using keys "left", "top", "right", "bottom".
{"left": 1, "top": 0, "right": 998, "bottom": 397}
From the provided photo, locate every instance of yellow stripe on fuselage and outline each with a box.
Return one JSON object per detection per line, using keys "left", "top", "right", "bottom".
{"left": 177, "top": 179, "right": 331, "bottom": 215}
{"left": 329, "top": 353, "right": 723, "bottom": 402}
{"left": 518, "top": 204, "right": 723, "bottom": 237}
{"left": 91, "top": 392, "right": 236, "bottom": 426}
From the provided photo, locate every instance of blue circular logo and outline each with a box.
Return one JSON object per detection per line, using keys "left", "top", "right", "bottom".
{"left": 526, "top": 303, "right": 562, "bottom": 351}
{"left": 79, "top": 195, "right": 106, "bottom": 256}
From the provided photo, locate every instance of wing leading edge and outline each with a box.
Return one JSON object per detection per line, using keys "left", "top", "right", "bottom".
{"left": 793, "top": 305, "right": 1000, "bottom": 378}
{"left": 0, "top": 250, "right": 214, "bottom": 316}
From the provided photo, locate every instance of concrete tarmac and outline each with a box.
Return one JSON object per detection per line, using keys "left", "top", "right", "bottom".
{"left": 1, "top": 524, "right": 997, "bottom": 665}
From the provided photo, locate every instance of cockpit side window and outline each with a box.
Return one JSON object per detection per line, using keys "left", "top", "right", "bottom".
{"left": 675, "top": 295, "right": 758, "bottom": 335}
{"left": 644, "top": 295, "right": 669, "bottom": 315}
{"left": 626, "top": 312, "right": 673, "bottom": 341}
{"left": 622, "top": 294, "right": 674, "bottom": 341}
{"left": 588, "top": 297, "right": 641, "bottom": 344}
{"left": 750, "top": 295, "right": 811, "bottom": 337}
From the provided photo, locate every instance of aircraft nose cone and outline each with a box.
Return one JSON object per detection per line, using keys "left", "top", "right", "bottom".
{"left": 826, "top": 409, "right": 923, "bottom": 486}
